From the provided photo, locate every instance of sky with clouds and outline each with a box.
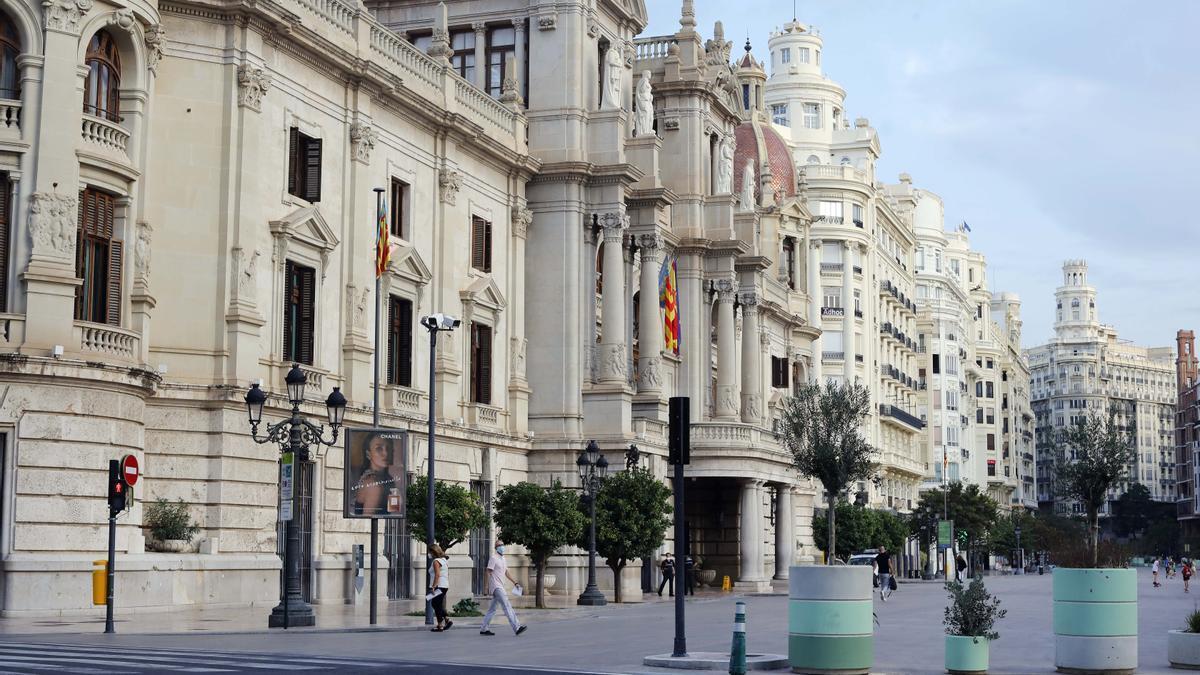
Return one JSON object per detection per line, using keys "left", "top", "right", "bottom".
{"left": 643, "top": 0, "right": 1200, "bottom": 350}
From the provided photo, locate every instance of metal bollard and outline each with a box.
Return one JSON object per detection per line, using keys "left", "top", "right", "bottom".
{"left": 729, "top": 600, "right": 746, "bottom": 675}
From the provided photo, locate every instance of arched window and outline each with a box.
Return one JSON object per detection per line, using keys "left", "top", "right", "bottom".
{"left": 83, "top": 30, "right": 121, "bottom": 122}
{"left": 0, "top": 10, "right": 19, "bottom": 99}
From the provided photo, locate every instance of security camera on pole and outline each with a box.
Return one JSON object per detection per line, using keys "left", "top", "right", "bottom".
{"left": 420, "top": 312, "right": 460, "bottom": 625}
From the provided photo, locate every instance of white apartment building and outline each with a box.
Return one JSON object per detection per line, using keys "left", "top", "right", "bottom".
{"left": 1028, "top": 260, "right": 1176, "bottom": 513}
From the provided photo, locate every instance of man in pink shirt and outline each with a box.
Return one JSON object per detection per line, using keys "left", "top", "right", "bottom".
{"left": 479, "top": 540, "right": 527, "bottom": 636}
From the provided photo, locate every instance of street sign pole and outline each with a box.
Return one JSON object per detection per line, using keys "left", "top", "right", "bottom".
{"left": 280, "top": 451, "right": 294, "bottom": 629}
{"left": 668, "top": 397, "right": 690, "bottom": 658}
{"left": 104, "top": 459, "right": 121, "bottom": 634}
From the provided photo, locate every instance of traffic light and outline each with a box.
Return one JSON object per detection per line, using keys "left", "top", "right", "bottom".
{"left": 668, "top": 397, "right": 690, "bottom": 465}
{"left": 957, "top": 529, "right": 969, "bottom": 547}
{"left": 107, "top": 460, "right": 128, "bottom": 515}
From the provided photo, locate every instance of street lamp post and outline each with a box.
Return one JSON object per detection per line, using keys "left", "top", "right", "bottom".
{"left": 244, "top": 364, "right": 346, "bottom": 629}
{"left": 419, "top": 313, "right": 459, "bottom": 625}
{"left": 577, "top": 441, "right": 609, "bottom": 606}
{"left": 1015, "top": 522, "right": 1023, "bottom": 575}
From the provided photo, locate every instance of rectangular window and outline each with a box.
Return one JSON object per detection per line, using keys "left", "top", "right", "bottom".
{"left": 486, "top": 26, "right": 516, "bottom": 98}
{"left": 0, "top": 173, "right": 9, "bottom": 312}
{"left": 987, "top": 460, "right": 996, "bottom": 477}
{"left": 742, "top": 84, "right": 750, "bottom": 111}
{"left": 803, "top": 102, "right": 821, "bottom": 129}
{"left": 450, "top": 30, "right": 476, "bottom": 82}
{"left": 818, "top": 201, "right": 843, "bottom": 219}
{"left": 852, "top": 203, "right": 863, "bottom": 227}
{"left": 387, "top": 296, "right": 413, "bottom": 387}
{"left": 822, "top": 286, "right": 842, "bottom": 308}
{"left": 781, "top": 237, "right": 796, "bottom": 290}
{"left": 471, "top": 216, "right": 493, "bottom": 272}
{"left": 770, "top": 103, "right": 788, "bottom": 126}
{"left": 797, "top": 47, "right": 810, "bottom": 64}
{"left": 986, "top": 382, "right": 994, "bottom": 398}
{"left": 932, "top": 354, "right": 940, "bottom": 374}
{"left": 780, "top": 48, "right": 791, "bottom": 64}
{"left": 821, "top": 241, "right": 842, "bottom": 261}
{"left": 75, "top": 188, "right": 122, "bottom": 325}
{"left": 389, "top": 178, "right": 409, "bottom": 240}
{"left": 987, "top": 434, "right": 996, "bottom": 451}
{"left": 771, "top": 356, "right": 789, "bottom": 389}
{"left": 287, "top": 127, "right": 323, "bottom": 202}
{"left": 976, "top": 408, "right": 983, "bottom": 424}
{"left": 283, "top": 260, "right": 316, "bottom": 365}
{"left": 470, "top": 322, "right": 493, "bottom": 404}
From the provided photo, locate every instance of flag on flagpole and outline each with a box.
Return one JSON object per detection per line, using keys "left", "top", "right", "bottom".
{"left": 962, "top": 221, "right": 972, "bottom": 233}
{"left": 659, "top": 256, "right": 680, "bottom": 355}
{"left": 375, "top": 197, "right": 389, "bottom": 277}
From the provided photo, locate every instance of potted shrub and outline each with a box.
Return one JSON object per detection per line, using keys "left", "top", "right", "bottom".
{"left": 1167, "top": 608, "right": 1200, "bottom": 669}
{"left": 943, "top": 577, "right": 1005, "bottom": 674}
{"left": 1051, "top": 413, "right": 1138, "bottom": 674}
{"left": 144, "top": 498, "right": 200, "bottom": 553}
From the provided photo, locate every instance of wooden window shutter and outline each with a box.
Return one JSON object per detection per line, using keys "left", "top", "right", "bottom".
{"left": 303, "top": 137, "right": 322, "bottom": 203}
{"left": 0, "top": 174, "right": 10, "bottom": 312}
{"left": 298, "top": 264, "right": 315, "bottom": 365}
{"left": 484, "top": 220, "right": 493, "bottom": 272}
{"left": 476, "top": 324, "right": 492, "bottom": 404}
{"left": 386, "top": 296, "right": 397, "bottom": 385}
{"left": 471, "top": 217, "right": 485, "bottom": 270}
{"left": 283, "top": 260, "right": 296, "bottom": 362}
{"left": 397, "top": 298, "right": 412, "bottom": 387}
{"left": 287, "top": 127, "right": 299, "bottom": 197}
{"left": 106, "top": 238, "right": 122, "bottom": 325}
{"left": 469, "top": 323, "right": 479, "bottom": 402}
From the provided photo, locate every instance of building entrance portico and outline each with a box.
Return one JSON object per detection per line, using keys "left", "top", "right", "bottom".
{"left": 683, "top": 476, "right": 790, "bottom": 593}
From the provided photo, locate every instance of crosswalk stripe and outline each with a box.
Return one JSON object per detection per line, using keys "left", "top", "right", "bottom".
{"left": 0, "top": 644, "right": 381, "bottom": 669}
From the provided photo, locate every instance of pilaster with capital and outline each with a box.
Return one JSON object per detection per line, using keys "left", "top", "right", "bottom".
{"left": 808, "top": 238, "right": 822, "bottom": 383}
{"left": 739, "top": 291, "right": 762, "bottom": 424}
{"left": 597, "top": 211, "right": 628, "bottom": 383}
{"left": 714, "top": 278, "right": 739, "bottom": 419}
{"left": 773, "top": 485, "right": 795, "bottom": 579}
{"left": 637, "top": 234, "right": 665, "bottom": 393}
{"left": 842, "top": 240, "right": 855, "bottom": 380}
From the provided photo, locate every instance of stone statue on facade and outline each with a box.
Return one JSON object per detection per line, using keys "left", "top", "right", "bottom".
{"left": 739, "top": 160, "right": 755, "bottom": 211}
{"left": 715, "top": 136, "right": 734, "bottom": 194}
{"left": 634, "top": 70, "right": 654, "bottom": 137}
{"left": 236, "top": 248, "right": 261, "bottom": 304}
{"left": 134, "top": 221, "right": 151, "bottom": 281}
{"left": 602, "top": 46, "right": 622, "bottom": 110}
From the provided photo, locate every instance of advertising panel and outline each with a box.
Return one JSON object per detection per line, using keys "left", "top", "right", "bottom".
{"left": 344, "top": 428, "right": 408, "bottom": 518}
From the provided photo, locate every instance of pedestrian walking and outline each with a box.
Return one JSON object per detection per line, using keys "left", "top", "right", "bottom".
{"left": 683, "top": 555, "right": 695, "bottom": 596}
{"left": 1183, "top": 559, "right": 1193, "bottom": 593}
{"left": 479, "top": 540, "right": 527, "bottom": 637}
{"left": 1169, "top": 557, "right": 1177, "bottom": 580}
{"left": 1152, "top": 557, "right": 1161, "bottom": 587}
{"left": 875, "top": 545, "right": 895, "bottom": 602}
{"left": 428, "top": 544, "right": 452, "bottom": 632}
{"left": 955, "top": 553, "right": 967, "bottom": 583}
{"left": 657, "top": 553, "right": 675, "bottom": 597}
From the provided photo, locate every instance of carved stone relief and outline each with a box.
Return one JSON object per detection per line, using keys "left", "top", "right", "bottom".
{"left": 144, "top": 25, "right": 166, "bottom": 74}
{"left": 236, "top": 65, "right": 271, "bottom": 112}
{"left": 349, "top": 122, "right": 377, "bottom": 164}
{"left": 29, "top": 192, "right": 77, "bottom": 260}
{"left": 439, "top": 170, "right": 461, "bottom": 205}
{"left": 44, "top": 0, "right": 93, "bottom": 34}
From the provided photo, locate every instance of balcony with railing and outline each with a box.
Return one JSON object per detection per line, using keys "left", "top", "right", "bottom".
{"left": 822, "top": 350, "right": 845, "bottom": 361}
{"left": 75, "top": 321, "right": 140, "bottom": 361}
{"left": 0, "top": 98, "right": 20, "bottom": 137}
{"left": 820, "top": 262, "right": 844, "bottom": 273}
{"left": 81, "top": 115, "right": 130, "bottom": 160}
{"left": 879, "top": 404, "right": 925, "bottom": 430}
{"left": 821, "top": 306, "right": 844, "bottom": 317}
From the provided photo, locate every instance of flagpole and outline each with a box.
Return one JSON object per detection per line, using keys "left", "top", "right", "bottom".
{"left": 370, "top": 186, "right": 385, "bottom": 626}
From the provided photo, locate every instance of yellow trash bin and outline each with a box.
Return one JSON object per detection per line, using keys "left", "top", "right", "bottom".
{"left": 92, "top": 560, "right": 107, "bottom": 606}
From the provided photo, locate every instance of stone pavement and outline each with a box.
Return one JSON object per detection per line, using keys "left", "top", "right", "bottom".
{"left": 0, "top": 570, "right": 1192, "bottom": 674}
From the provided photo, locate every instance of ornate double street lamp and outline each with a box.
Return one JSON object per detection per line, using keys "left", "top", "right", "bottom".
{"left": 244, "top": 364, "right": 347, "bottom": 628}
{"left": 577, "top": 440, "right": 609, "bottom": 606}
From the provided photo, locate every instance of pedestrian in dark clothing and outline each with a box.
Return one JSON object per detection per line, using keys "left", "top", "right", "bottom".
{"left": 683, "top": 555, "right": 695, "bottom": 595}
{"left": 955, "top": 553, "right": 967, "bottom": 583}
{"left": 657, "top": 553, "right": 675, "bottom": 597}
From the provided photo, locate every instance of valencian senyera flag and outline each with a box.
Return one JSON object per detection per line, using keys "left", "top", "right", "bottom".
{"left": 659, "top": 256, "right": 680, "bottom": 354}
{"left": 375, "top": 196, "right": 389, "bottom": 277}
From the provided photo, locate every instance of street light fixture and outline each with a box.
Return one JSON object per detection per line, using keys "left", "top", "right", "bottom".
{"left": 243, "top": 364, "right": 346, "bottom": 628}
{"left": 420, "top": 313, "right": 459, "bottom": 625}
{"left": 577, "top": 440, "right": 608, "bottom": 606}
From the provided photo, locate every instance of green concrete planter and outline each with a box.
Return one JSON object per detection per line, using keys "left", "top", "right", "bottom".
{"left": 945, "top": 635, "right": 989, "bottom": 674}
{"left": 1053, "top": 568, "right": 1137, "bottom": 674}
{"left": 788, "top": 565, "right": 872, "bottom": 674}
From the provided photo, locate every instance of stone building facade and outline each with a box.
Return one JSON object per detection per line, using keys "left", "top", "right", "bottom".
{"left": 1175, "top": 330, "right": 1199, "bottom": 537}
{"left": 1028, "top": 261, "right": 1177, "bottom": 513}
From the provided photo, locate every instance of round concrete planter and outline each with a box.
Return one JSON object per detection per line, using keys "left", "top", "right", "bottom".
{"left": 788, "top": 565, "right": 872, "bottom": 674}
{"left": 945, "top": 635, "right": 989, "bottom": 674}
{"left": 148, "top": 538, "right": 191, "bottom": 553}
{"left": 1168, "top": 630, "right": 1200, "bottom": 670}
{"left": 1053, "top": 568, "right": 1137, "bottom": 674}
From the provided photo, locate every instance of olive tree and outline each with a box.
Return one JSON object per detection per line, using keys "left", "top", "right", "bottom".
{"left": 1054, "top": 412, "right": 1135, "bottom": 567}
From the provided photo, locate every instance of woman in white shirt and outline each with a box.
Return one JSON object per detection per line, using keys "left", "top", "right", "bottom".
{"left": 429, "top": 544, "right": 452, "bottom": 631}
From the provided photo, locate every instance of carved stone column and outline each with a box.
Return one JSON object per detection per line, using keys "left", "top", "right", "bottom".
{"left": 774, "top": 485, "right": 795, "bottom": 579}
{"left": 714, "top": 278, "right": 739, "bottom": 420}
{"left": 842, "top": 240, "right": 855, "bottom": 381}
{"left": 597, "top": 211, "right": 628, "bottom": 384}
{"left": 808, "top": 239, "right": 822, "bottom": 383}
{"left": 472, "top": 22, "right": 487, "bottom": 90}
{"left": 738, "top": 479, "right": 767, "bottom": 585}
{"left": 637, "top": 234, "right": 664, "bottom": 395}
{"left": 740, "top": 291, "right": 762, "bottom": 424}
{"left": 512, "top": 19, "right": 527, "bottom": 97}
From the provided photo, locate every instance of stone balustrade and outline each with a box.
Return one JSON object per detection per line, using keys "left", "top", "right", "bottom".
{"left": 81, "top": 115, "right": 130, "bottom": 158}
{"left": 0, "top": 98, "right": 20, "bottom": 134}
{"left": 633, "top": 35, "right": 675, "bottom": 60}
{"left": 76, "top": 321, "right": 139, "bottom": 360}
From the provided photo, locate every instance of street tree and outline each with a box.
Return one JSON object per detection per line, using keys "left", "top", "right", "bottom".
{"left": 776, "top": 380, "right": 877, "bottom": 564}
{"left": 493, "top": 480, "right": 586, "bottom": 608}
{"left": 588, "top": 466, "right": 673, "bottom": 602}
{"left": 1054, "top": 412, "right": 1135, "bottom": 567}
{"left": 813, "top": 502, "right": 906, "bottom": 561}
{"left": 911, "top": 483, "right": 999, "bottom": 551}
{"left": 406, "top": 476, "right": 489, "bottom": 550}
{"left": 1112, "top": 483, "right": 1157, "bottom": 539}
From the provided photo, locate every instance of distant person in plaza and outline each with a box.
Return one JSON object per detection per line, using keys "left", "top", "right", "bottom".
{"left": 479, "top": 540, "right": 527, "bottom": 637}
{"left": 428, "top": 544, "right": 452, "bottom": 632}
{"left": 1168, "top": 557, "right": 1177, "bottom": 580}
{"left": 657, "top": 553, "right": 675, "bottom": 597}
{"left": 351, "top": 433, "right": 403, "bottom": 516}
{"left": 875, "top": 546, "right": 894, "bottom": 602}
{"left": 1183, "top": 559, "right": 1193, "bottom": 593}
{"left": 683, "top": 555, "right": 695, "bottom": 595}
{"left": 1152, "top": 557, "right": 1161, "bottom": 587}
{"left": 955, "top": 553, "right": 967, "bottom": 583}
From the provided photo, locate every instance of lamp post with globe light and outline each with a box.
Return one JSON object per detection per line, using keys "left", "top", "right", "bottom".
{"left": 244, "top": 364, "right": 346, "bottom": 628}
{"left": 577, "top": 441, "right": 609, "bottom": 606}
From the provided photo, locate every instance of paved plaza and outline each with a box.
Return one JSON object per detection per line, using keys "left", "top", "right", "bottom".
{"left": 0, "top": 570, "right": 1191, "bottom": 674}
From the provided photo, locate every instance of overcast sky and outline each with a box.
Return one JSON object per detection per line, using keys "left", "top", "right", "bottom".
{"left": 643, "top": 0, "right": 1200, "bottom": 350}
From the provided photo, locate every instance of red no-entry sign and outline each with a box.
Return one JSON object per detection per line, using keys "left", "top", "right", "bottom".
{"left": 121, "top": 454, "right": 139, "bottom": 486}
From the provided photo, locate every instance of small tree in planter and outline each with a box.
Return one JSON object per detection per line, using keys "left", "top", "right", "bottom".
{"left": 144, "top": 499, "right": 200, "bottom": 552}
{"left": 588, "top": 465, "right": 672, "bottom": 602}
{"left": 1167, "top": 608, "right": 1200, "bottom": 669}
{"left": 943, "top": 578, "right": 1005, "bottom": 674}
{"left": 493, "top": 480, "right": 585, "bottom": 609}
{"left": 776, "top": 380, "right": 877, "bottom": 563}
{"left": 1052, "top": 412, "right": 1134, "bottom": 568}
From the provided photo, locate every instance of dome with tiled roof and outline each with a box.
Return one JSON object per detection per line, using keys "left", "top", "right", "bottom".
{"left": 732, "top": 40, "right": 795, "bottom": 208}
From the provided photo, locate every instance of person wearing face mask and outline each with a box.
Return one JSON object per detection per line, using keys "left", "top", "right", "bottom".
{"left": 479, "top": 540, "right": 527, "bottom": 636}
